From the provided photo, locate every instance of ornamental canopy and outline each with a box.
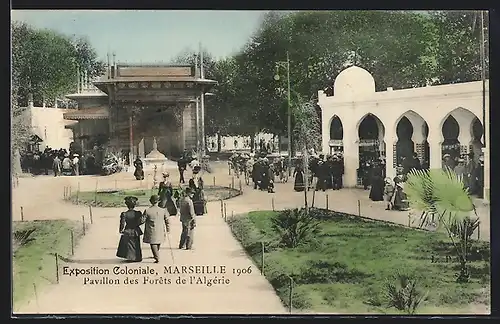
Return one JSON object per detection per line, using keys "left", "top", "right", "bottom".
{"left": 63, "top": 107, "right": 109, "bottom": 120}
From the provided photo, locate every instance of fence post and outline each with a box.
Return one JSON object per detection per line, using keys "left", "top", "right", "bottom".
{"left": 82, "top": 215, "right": 86, "bottom": 235}
{"left": 288, "top": 276, "right": 293, "bottom": 314}
{"left": 76, "top": 182, "right": 80, "bottom": 205}
{"left": 213, "top": 176, "right": 216, "bottom": 186}
{"left": 224, "top": 203, "right": 227, "bottom": 219}
{"left": 220, "top": 199, "right": 224, "bottom": 218}
{"left": 261, "top": 241, "right": 265, "bottom": 275}
{"left": 231, "top": 177, "right": 235, "bottom": 189}
{"left": 326, "top": 194, "right": 329, "bottom": 210}
{"left": 63, "top": 186, "right": 67, "bottom": 200}
{"left": 89, "top": 206, "right": 93, "bottom": 224}
{"left": 272, "top": 197, "right": 275, "bottom": 211}
{"left": 408, "top": 213, "right": 411, "bottom": 227}
{"left": 20, "top": 206, "right": 24, "bottom": 222}
{"left": 70, "top": 230, "right": 74, "bottom": 256}
{"left": 477, "top": 222, "right": 481, "bottom": 240}
{"left": 55, "top": 253, "right": 60, "bottom": 284}
{"left": 357, "top": 200, "right": 361, "bottom": 216}
{"left": 94, "top": 180, "right": 98, "bottom": 204}
{"left": 69, "top": 186, "right": 72, "bottom": 198}
{"left": 33, "top": 282, "right": 39, "bottom": 308}
{"left": 239, "top": 179, "right": 242, "bottom": 193}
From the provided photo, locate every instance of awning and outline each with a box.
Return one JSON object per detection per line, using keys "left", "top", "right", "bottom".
{"left": 63, "top": 107, "right": 109, "bottom": 120}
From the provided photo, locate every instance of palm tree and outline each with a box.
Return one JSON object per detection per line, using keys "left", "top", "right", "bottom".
{"left": 405, "top": 167, "right": 479, "bottom": 282}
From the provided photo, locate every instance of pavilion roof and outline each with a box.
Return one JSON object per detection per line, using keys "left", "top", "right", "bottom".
{"left": 63, "top": 107, "right": 109, "bottom": 120}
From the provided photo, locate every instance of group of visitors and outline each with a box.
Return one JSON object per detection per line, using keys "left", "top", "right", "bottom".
{"left": 442, "top": 151, "right": 484, "bottom": 197}
{"left": 250, "top": 152, "right": 275, "bottom": 193}
{"left": 116, "top": 186, "right": 198, "bottom": 264}
{"left": 293, "top": 153, "right": 345, "bottom": 192}
{"left": 119, "top": 155, "right": 208, "bottom": 263}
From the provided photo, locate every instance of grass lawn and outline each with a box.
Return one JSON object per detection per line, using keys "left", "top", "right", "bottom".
{"left": 228, "top": 209, "right": 490, "bottom": 314}
{"left": 68, "top": 185, "right": 241, "bottom": 207}
{"left": 12, "top": 220, "right": 84, "bottom": 311}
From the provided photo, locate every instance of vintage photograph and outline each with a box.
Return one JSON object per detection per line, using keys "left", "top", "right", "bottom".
{"left": 11, "top": 10, "right": 490, "bottom": 315}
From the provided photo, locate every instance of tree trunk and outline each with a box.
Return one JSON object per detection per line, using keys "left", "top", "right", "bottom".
{"left": 250, "top": 134, "right": 255, "bottom": 153}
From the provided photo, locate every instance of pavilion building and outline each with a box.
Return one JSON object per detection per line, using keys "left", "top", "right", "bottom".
{"left": 318, "top": 66, "right": 489, "bottom": 200}
{"left": 63, "top": 63, "right": 216, "bottom": 162}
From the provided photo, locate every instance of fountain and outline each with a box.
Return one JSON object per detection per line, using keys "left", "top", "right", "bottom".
{"left": 139, "top": 137, "right": 176, "bottom": 172}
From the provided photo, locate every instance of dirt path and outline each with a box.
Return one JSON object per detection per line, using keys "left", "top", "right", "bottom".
{"left": 12, "top": 163, "right": 490, "bottom": 314}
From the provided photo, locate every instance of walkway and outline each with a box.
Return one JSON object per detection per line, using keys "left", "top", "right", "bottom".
{"left": 12, "top": 163, "right": 490, "bottom": 314}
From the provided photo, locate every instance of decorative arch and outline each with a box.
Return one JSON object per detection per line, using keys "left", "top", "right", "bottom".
{"left": 329, "top": 115, "right": 343, "bottom": 140}
{"left": 357, "top": 113, "right": 385, "bottom": 140}
{"left": 439, "top": 107, "right": 482, "bottom": 134}
{"left": 393, "top": 110, "right": 428, "bottom": 139}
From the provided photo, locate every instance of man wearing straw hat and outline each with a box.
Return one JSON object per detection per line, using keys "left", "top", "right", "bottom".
{"left": 178, "top": 187, "right": 196, "bottom": 250}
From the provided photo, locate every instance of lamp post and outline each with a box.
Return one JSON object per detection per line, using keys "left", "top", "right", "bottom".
{"left": 274, "top": 51, "right": 292, "bottom": 176}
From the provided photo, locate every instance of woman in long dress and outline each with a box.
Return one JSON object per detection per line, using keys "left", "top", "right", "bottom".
{"left": 133, "top": 157, "right": 144, "bottom": 180}
{"left": 158, "top": 172, "right": 178, "bottom": 216}
{"left": 116, "top": 196, "right": 144, "bottom": 262}
{"left": 189, "top": 174, "right": 206, "bottom": 216}
{"left": 369, "top": 168, "right": 385, "bottom": 201}
{"left": 293, "top": 163, "right": 305, "bottom": 192}
{"left": 392, "top": 183, "right": 410, "bottom": 211}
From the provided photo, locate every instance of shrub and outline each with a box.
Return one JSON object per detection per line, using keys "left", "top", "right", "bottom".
{"left": 13, "top": 227, "right": 36, "bottom": 253}
{"left": 271, "top": 208, "right": 321, "bottom": 248}
{"left": 384, "top": 271, "right": 427, "bottom": 314}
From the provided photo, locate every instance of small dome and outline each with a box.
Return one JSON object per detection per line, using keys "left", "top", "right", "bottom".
{"left": 333, "top": 66, "right": 375, "bottom": 99}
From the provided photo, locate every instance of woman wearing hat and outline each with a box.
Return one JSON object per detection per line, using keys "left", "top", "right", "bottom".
{"left": 188, "top": 172, "right": 206, "bottom": 216}
{"left": 158, "top": 172, "right": 177, "bottom": 216}
{"left": 116, "top": 196, "right": 144, "bottom": 262}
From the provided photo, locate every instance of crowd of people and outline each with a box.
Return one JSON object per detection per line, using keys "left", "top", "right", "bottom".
{"left": 20, "top": 146, "right": 117, "bottom": 177}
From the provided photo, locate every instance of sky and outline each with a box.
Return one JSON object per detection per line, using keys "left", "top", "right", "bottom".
{"left": 11, "top": 10, "right": 269, "bottom": 63}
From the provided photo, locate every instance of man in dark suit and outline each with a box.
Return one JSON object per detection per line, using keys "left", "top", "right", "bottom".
{"left": 178, "top": 187, "right": 196, "bottom": 250}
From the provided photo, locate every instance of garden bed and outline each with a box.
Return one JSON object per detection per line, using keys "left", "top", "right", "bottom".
{"left": 228, "top": 208, "right": 490, "bottom": 314}
{"left": 12, "top": 220, "right": 84, "bottom": 311}
{"left": 68, "top": 185, "right": 241, "bottom": 207}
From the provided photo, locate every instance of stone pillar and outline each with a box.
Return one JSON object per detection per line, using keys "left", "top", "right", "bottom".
{"left": 385, "top": 126, "right": 397, "bottom": 179}
{"left": 411, "top": 122, "right": 427, "bottom": 164}
{"left": 138, "top": 138, "right": 145, "bottom": 158}
{"left": 457, "top": 127, "right": 472, "bottom": 157}
{"left": 343, "top": 126, "right": 359, "bottom": 187}
{"left": 182, "top": 102, "right": 197, "bottom": 151}
{"left": 428, "top": 125, "right": 443, "bottom": 169}
{"left": 322, "top": 115, "right": 331, "bottom": 155}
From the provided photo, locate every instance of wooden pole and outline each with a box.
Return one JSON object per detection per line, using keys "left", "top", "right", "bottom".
{"left": 357, "top": 200, "right": 361, "bottom": 216}
{"left": 224, "top": 203, "right": 227, "bottom": 219}
{"left": 261, "top": 241, "right": 265, "bottom": 275}
{"left": 70, "top": 230, "right": 74, "bottom": 255}
{"left": 33, "top": 282, "right": 39, "bottom": 309}
{"left": 239, "top": 179, "right": 242, "bottom": 193}
{"left": 288, "top": 276, "right": 293, "bottom": 314}
{"left": 89, "top": 205, "right": 93, "bottom": 224}
{"left": 82, "top": 215, "right": 86, "bottom": 235}
{"left": 220, "top": 199, "right": 224, "bottom": 218}
{"left": 115, "top": 179, "right": 117, "bottom": 189}
{"left": 76, "top": 182, "right": 80, "bottom": 205}
{"left": 272, "top": 197, "right": 275, "bottom": 211}
{"left": 231, "top": 176, "right": 235, "bottom": 189}
{"left": 326, "top": 194, "right": 329, "bottom": 210}
{"left": 55, "top": 253, "right": 60, "bottom": 284}
{"left": 20, "top": 206, "right": 24, "bottom": 222}
{"left": 213, "top": 176, "right": 216, "bottom": 186}
{"left": 408, "top": 213, "right": 411, "bottom": 227}
{"left": 477, "top": 222, "right": 481, "bottom": 240}
{"left": 63, "top": 186, "right": 67, "bottom": 199}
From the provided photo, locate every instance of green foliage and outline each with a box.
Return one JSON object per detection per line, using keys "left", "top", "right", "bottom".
{"left": 405, "top": 168, "right": 478, "bottom": 282}
{"left": 229, "top": 210, "right": 489, "bottom": 313}
{"left": 271, "top": 208, "right": 321, "bottom": 248}
{"left": 11, "top": 21, "right": 105, "bottom": 107}
{"left": 384, "top": 271, "right": 428, "bottom": 314}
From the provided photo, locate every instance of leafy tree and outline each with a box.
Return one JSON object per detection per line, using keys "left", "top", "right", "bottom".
{"left": 11, "top": 21, "right": 105, "bottom": 107}
{"left": 429, "top": 10, "right": 489, "bottom": 84}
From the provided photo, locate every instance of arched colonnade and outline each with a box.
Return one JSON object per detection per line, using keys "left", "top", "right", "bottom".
{"left": 318, "top": 66, "right": 488, "bottom": 192}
